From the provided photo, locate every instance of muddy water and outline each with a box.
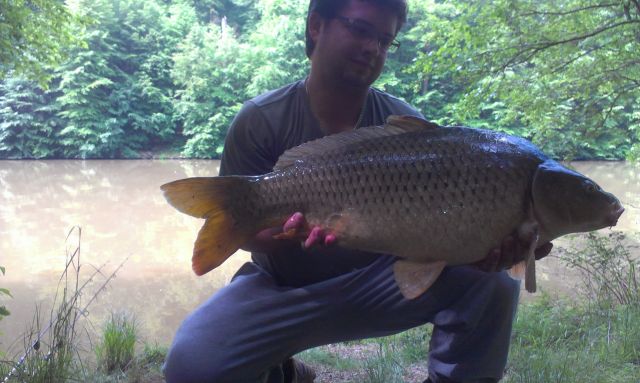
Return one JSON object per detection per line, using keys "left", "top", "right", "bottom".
{"left": 0, "top": 160, "right": 638, "bottom": 352}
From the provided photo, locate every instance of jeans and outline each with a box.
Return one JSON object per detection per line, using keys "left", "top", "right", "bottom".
{"left": 163, "top": 256, "right": 520, "bottom": 383}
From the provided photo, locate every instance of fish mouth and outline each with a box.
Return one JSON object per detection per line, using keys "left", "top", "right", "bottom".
{"left": 607, "top": 204, "right": 625, "bottom": 226}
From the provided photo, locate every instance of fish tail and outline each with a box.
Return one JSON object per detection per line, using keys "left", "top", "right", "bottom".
{"left": 161, "top": 177, "right": 254, "bottom": 276}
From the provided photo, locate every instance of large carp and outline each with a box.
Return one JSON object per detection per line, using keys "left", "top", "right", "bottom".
{"left": 161, "top": 115, "right": 624, "bottom": 299}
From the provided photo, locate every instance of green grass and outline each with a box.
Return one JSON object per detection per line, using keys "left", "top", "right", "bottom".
{"left": 504, "top": 296, "right": 640, "bottom": 383}
{"left": 95, "top": 312, "right": 138, "bottom": 374}
{"left": 296, "top": 300, "right": 640, "bottom": 382}
{"left": 362, "top": 341, "right": 405, "bottom": 383}
{"left": 299, "top": 347, "right": 360, "bottom": 371}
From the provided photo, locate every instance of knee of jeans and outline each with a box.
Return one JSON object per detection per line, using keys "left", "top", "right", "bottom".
{"left": 163, "top": 336, "right": 230, "bottom": 383}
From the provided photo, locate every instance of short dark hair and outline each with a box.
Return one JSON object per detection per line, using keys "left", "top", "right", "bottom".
{"left": 305, "top": 0, "right": 408, "bottom": 58}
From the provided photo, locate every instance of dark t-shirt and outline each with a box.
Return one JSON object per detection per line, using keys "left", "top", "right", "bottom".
{"left": 220, "top": 79, "right": 423, "bottom": 287}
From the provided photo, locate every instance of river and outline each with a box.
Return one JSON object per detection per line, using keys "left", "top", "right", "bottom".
{"left": 0, "top": 160, "right": 638, "bottom": 353}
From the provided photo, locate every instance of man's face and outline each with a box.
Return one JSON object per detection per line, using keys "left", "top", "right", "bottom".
{"left": 309, "top": 0, "right": 398, "bottom": 88}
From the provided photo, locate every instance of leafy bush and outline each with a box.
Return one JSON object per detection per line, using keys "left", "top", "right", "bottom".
{"left": 561, "top": 232, "right": 639, "bottom": 307}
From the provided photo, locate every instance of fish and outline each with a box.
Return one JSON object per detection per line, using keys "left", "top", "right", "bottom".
{"left": 161, "top": 115, "right": 624, "bottom": 299}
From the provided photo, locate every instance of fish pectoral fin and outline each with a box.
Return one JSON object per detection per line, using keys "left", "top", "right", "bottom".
{"left": 525, "top": 253, "right": 536, "bottom": 293}
{"left": 393, "top": 260, "right": 447, "bottom": 300}
{"left": 507, "top": 261, "right": 526, "bottom": 281}
{"left": 506, "top": 229, "right": 539, "bottom": 293}
{"left": 506, "top": 251, "right": 538, "bottom": 293}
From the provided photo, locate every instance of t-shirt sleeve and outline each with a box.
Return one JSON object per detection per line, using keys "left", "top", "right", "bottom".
{"left": 219, "top": 101, "right": 277, "bottom": 176}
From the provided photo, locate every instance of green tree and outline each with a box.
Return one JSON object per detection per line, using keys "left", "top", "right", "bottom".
{"left": 243, "top": 0, "right": 309, "bottom": 96}
{"left": 415, "top": 0, "right": 640, "bottom": 160}
{"left": 0, "top": 0, "right": 83, "bottom": 85}
{"left": 56, "top": 0, "right": 190, "bottom": 158}
{"left": 189, "top": 0, "right": 259, "bottom": 33}
{"left": 0, "top": 77, "right": 63, "bottom": 158}
{"left": 172, "top": 0, "right": 309, "bottom": 158}
{"left": 377, "top": 0, "right": 462, "bottom": 122}
{"left": 172, "top": 21, "right": 247, "bottom": 157}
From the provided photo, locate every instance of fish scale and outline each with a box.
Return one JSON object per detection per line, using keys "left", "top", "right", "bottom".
{"left": 236, "top": 128, "right": 537, "bottom": 266}
{"left": 161, "top": 115, "right": 624, "bottom": 299}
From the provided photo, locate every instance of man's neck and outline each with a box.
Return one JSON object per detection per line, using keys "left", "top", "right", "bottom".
{"left": 305, "top": 74, "right": 369, "bottom": 135}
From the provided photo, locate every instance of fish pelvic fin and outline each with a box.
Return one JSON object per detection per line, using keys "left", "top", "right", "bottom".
{"left": 393, "top": 260, "right": 447, "bottom": 300}
{"left": 161, "top": 177, "right": 254, "bottom": 275}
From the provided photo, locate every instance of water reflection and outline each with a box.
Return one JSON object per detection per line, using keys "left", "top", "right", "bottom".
{"left": 0, "top": 160, "right": 250, "bottom": 350}
{"left": 0, "top": 160, "right": 638, "bottom": 351}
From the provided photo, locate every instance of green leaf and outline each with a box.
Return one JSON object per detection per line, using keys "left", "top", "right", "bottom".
{"left": 0, "top": 288, "right": 11, "bottom": 298}
{"left": 0, "top": 266, "right": 4, "bottom": 275}
{"left": 0, "top": 306, "right": 9, "bottom": 317}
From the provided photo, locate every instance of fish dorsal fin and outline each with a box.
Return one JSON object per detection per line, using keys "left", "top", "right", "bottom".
{"left": 393, "top": 260, "right": 446, "bottom": 299}
{"left": 274, "top": 115, "right": 438, "bottom": 171}
{"left": 386, "top": 115, "right": 439, "bottom": 132}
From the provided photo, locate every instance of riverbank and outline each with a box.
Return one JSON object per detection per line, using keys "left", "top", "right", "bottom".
{"left": 1, "top": 232, "right": 638, "bottom": 383}
{"left": 2, "top": 299, "right": 638, "bottom": 382}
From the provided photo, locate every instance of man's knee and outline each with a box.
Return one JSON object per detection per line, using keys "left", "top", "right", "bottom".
{"left": 163, "top": 334, "right": 230, "bottom": 383}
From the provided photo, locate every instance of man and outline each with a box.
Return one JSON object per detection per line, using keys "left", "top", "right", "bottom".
{"left": 164, "top": 1, "right": 551, "bottom": 382}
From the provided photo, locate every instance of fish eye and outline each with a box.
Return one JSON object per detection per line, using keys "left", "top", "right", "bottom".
{"left": 583, "top": 180, "right": 599, "bottom": 193}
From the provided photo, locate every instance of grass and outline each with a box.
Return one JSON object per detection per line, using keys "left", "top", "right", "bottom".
{"left": 505, "top": 296, "right": 640, "bottom": 383}
{"left": 296, "top": 299, "right": 640, "bottom": 383}
{"left": 95, "top": 313, "right": 138, "bottom": 374}
{"left": 2, "top": 232, "right": 639, "bottom": 382}
{"left": 362, "top": 341, "right": 405, "bottom": 383}
{"left": 298, "top": 232, "right": 640, "bottom": 382}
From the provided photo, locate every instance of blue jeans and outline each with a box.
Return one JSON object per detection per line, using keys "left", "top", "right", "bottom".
{"left": 163, "top": 256, "right": 520, "bottom": 383}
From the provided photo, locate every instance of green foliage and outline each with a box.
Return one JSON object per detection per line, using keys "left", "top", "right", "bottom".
{"left": 95, "top": 312, "right": 138, "bottom": 374}
{"left": 507, "top": 297, "right": 640, "bottom": 382}
{"left": 0, "top": 265, "right": 9, "bottom": 321}
{"left": 0, "top": 77, "right": 64, "bottom": 158}
{"left": 55, "top": 0, "right": 184, "bottom": 158}
{"left": 562, "top": 232, "right": 639, "bottom": 307}
{"left": 172, "top": 0, "right": 309, "bottom": 157}
{"left": 172, "top": 22, "right": 246, "bottom": 157}
{"left": 0, "top": 0, "right": 84, "bottom": 86}
{"left": 415, "top": 0, "right": 640, "bottom": 160}
{"left": 299, "top": 347, "right": 359, "bottom": 371}
{"left": 1, "top": 0, "right": 638, "bottom": 159}
{"left": 362, "top": 341, "right": 404, "bottom": 383}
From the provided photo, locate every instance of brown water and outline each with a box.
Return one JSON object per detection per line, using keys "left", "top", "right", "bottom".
{"left": 0, "top": 160, "right": 638, "bottom": 352}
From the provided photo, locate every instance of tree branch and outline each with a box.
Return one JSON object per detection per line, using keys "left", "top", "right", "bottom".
{"left": 501, "top": 19, "right": 640, "bottom": 70}
{"left": 521, "top": 3, "right": 619, "bottom": 17}
{"left": 632, "top": 0, "right": 640, "bottom": 16}
{"left": 550, "top": 45, "right": 605, "bottom": 74}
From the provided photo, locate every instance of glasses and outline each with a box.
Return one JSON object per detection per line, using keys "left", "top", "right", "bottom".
{"left": 333, "top": 16, "right": 400, "bottom": 53}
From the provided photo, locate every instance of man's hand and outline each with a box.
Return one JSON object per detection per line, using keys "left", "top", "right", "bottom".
{"left": 277, "top": 212, "right": 337, "bottom": 248}
{"left": 242, "top": 212, "right": 336, "bottom": 253}
{"left": 475, "top": 235, "right": 553, "bottom": 272}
